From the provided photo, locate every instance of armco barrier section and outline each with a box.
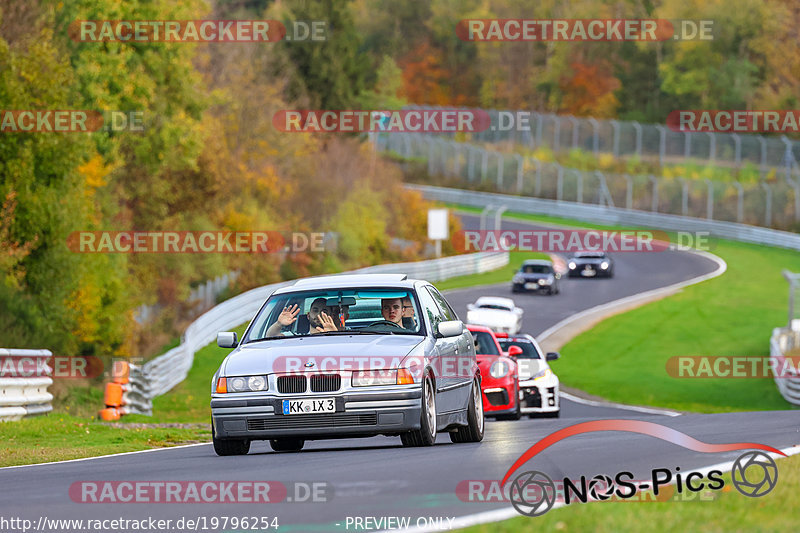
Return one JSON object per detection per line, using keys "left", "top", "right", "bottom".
{"left": 0, "top": 349, "right": 54, "bottom": 421}
{"left": 100, "top": 251, "right": 509, "bottom": 419}
{"left": 408, "top": 184, "right": 800, "bottom": 252}
{"left": 769, "top": 326, "right": 800, "bottom": 405}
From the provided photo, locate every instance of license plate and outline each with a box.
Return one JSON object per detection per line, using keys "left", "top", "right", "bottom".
{"left": 582, "top": 269, "right": 596, "bottom": 277}
{"left": 524, "top": 282, "right": 538, "bottom": 289}
{"left": 282, "top": 398, "right": 335, "bottom": 415}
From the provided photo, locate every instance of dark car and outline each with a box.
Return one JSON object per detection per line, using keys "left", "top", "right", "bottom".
{"left": 567, "top": 251, "right": 614, "bottom": 278}
{"left": 511, "top": 260, "right": 560, "bottom": 295}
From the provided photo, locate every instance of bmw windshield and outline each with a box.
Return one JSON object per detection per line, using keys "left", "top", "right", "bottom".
{"left": 243, "top": 288, "right": 425, "bottom": 342}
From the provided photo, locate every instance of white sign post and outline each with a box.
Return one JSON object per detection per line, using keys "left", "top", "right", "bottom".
{"left": 427, "top": 209, "right": 449, "bottom": 258}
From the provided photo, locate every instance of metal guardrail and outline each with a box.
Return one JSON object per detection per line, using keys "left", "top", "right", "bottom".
{"left": 408, "top": 184, "right": 800, "bottom": 252}
{"left": 769, "top": 325, "right": 800, "bottom": 405}
{"left": 100, "top": 251, "right": 509, "bottom": 418}
{"left": 0, "top": 349, "right": 54, "bottom": 421}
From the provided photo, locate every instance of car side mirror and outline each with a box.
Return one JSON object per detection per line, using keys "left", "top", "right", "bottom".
{"left": 507, "top": 345, "right": 523, "bottom": 357}
{"left": 546, "top": 352, "right": 560, "bottom": 361}
{"left": 437, "top": 320, "right": 464, "bottom": 338}
{"left": 217, "top": 331, "right": 238, "bottom": 348}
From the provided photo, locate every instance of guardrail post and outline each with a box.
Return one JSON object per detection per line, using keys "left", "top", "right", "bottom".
{"left": 494, "top": 206, "right": 507, "bottom": 230}
{"left": 705, "top": 179, "right": 714, "bottom": 220}
{"left": 479, "top": 205, "right": 495, "bottom": 231}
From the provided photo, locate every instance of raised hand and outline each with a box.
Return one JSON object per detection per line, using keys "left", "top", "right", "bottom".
{"left": 278, "top": 303, "right": 300, "bottom": 326}
{"left": 314, "top": 310, "right": 338, "bottom": 332}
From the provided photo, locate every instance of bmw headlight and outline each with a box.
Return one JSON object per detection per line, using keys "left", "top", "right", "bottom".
{"left": 513, "top": 274, "right": 524, "bottom": 283}
{"left": 227, "top": 375, "right": 268, "bottom": 392}
{"left": 600, "top": 261, "right": 609, "bottom": 269}
{"left": 489, "top": 361, "right": 509, "bottom": 378}
{"left": 568, "top": 261, "right": 577, "bottom": 270}
{"left": 538, "top": 277, "right": 553, "bottom": 285}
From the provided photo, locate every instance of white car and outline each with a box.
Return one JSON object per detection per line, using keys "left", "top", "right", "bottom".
{"left": 497, "top": 333, "right": 560, "bottom": 418}
{"left": 466, "top": 296, "right": 523, "bottom": 334}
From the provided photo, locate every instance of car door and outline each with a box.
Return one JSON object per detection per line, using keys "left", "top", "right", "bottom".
{"left": 425, "top": 286, "right": 472, "bottom": 413}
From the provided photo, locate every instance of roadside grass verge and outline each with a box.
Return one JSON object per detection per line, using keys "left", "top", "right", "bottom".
{"left": 458, "top": 452, "right": 799, "bottom": 533}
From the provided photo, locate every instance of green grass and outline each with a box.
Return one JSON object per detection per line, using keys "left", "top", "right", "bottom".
{"left": 0, "top": 414, "right": 211, "bottom": 467}
{"left": 458, "top": 452, "right": 800, "bottom": 533}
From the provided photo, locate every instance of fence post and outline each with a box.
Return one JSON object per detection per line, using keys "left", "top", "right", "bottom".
{"left": 649, "top": 175, "right": 659, "bottom": 212}
{"left": 589, "top": 117, "right": 599, "bottom": 154}
{"left": 496, "top": 152, "right": 504, "bottom": 189}
{"left": 705, "top": 179, "right": 714, "bottom": 220}
{"left": 553, "top": 116, "right": 561, "bottom": 152}
{"left": 557, "top": 165, "right": 564, "bottom": 201}
{"left": 535, "top": 159, "right": 543, "bottom": 197}
{"left": 568, "top": 116, "right": 579, "bottom": 149}
{"left": 684, "top": 132, "right": 692, "bottom": 158}
{"left": 468, "top": 145, "right": 476, "bottom": 181}
{"left": 656, "top": 125, "right": 666, "bottom": 167}
{"left": 427, "top": 140, "right": 435, "bottom": 176}
{"left": 679, "top": 178, "right": 689, "bottom": 216}
{"left": 611, "top": 120, "right": 620, "bottom": 158}
{"left": 481, "top": 148, "right": 489, "bottom": 182}
{"left": 762, "top": 182, "right": 773, "bottom": 227}
{"left": 633, "top": 121, "right": 643, "bottom": 158}
{"left": 623, "top": 174, "right": 633, "bottom": 209}
{"left": 514, "top": 154, "right": 524, "bottom": 193}
{"left": 707, "top": 132, "right": 716, "bottom": 163}
{"left": 759, "top": 136, "right": 767, "bottom": 173}
{"left": 732, "top": 133, "right": 741, "bottom": 167}
{"left": 732, "top": 181, "right": 744, "bottom": 223}
{"left": 451, "top": 142, "right": 462, "bottom": 177}
{"left": 595, "top": 171, "right": 614, "bottom": 207}
{"left": 534, "top": 112, "right": 543, "bottom": 148}
{"left": 575, "top": 170, "right": 584, "bottom": 203}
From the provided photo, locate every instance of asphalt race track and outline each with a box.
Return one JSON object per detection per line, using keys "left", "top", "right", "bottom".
{"left": 2, "top": 213, "right": 798, "bottom": 533}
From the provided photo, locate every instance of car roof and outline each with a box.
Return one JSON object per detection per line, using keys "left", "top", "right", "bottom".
{"left": 466, "top": 324, "right": 495, "bottom": 334}
{"left": 474, "top": 296, "right": 515, "bottom": 307}
{"left": 273, "top": 273, "right": 422, "bottom": 294}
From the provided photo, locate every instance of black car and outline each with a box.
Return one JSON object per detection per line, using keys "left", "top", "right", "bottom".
{"left": 567, "top": 251, "right": 614, "bottom": 278}
{"left": 511, "top": 260, "right": 560, "bottom": 295}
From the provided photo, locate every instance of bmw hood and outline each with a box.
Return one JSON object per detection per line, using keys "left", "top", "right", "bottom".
{"left": 223, "top": 334, "right": 426, "bottom": 375}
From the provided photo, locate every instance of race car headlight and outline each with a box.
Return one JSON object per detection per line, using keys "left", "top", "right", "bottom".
{"left": 352, "top": 369, "right": 397, "bottom": 387}
{"left": 489, "top": 361, "right": 509, "bottom": 378}
{"left": 532, "top": 369, "right": 552, "bottom": 381}
{"left": 513, "top": 275, "right": 524, "bottom": 283}
{"left": 600, "top": 261, "right": 609, "bottom": 269}
{"left": 224, "top": 375, "right": 268, "bottom": 393}
{"left": 568, "top": 261, "right": 577, "bottom": 270}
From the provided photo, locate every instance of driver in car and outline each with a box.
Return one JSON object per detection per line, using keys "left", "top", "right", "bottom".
{"left": 265, "top": 297, "right": 338, "bottom": 336}
{"left": 381, "top": 297, "right": 404, "bottom": 327}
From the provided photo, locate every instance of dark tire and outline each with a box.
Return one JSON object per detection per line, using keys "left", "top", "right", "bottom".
{"left": 269, "top": 438, "right": 305, "bottom": 452}
{"left": 450, "top": 377, "right": 484, "bottom": 443}
{"left": 212, "top": 423, "right": 250, "bottom": 456}
{"left": 401, "top": 373, "right": 437, "bottom": 447}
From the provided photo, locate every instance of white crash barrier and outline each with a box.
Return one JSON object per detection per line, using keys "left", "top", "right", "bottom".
{"left": 0, "top": 349, "right": 54, "bottom": 421}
